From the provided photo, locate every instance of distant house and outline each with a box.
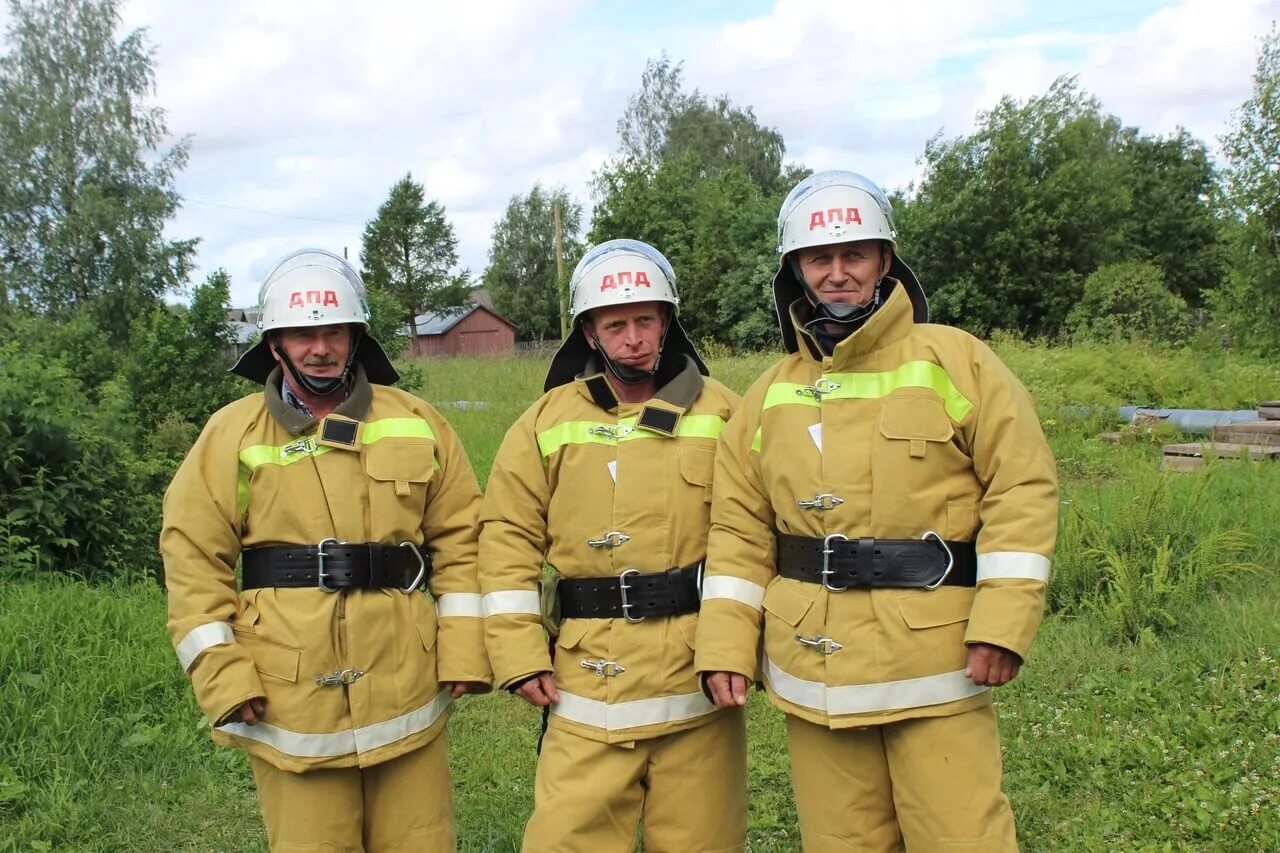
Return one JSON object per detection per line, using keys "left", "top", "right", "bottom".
{"left": 405, "top": 304, "right": 516, "bottom": 357}
{"left": 226, "top": 308, "right": 260, "bottom": 358}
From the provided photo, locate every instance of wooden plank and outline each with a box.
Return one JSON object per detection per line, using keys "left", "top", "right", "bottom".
{"left": 1259, "top": 404, "right": 1280, "bottom": 420}
{"left": 1211, "top": 426, "right": 1280, "bottom": 447}
{"left": 1161, "top": 455, "right": 1204, "bottom": 472}
{"left": 1162, "top": 442, "right": 1280, "bottom": 461}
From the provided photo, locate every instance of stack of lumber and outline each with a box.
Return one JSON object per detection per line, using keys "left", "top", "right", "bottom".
{"left": 1162, "top": 403, "right": 1280, "bottom": 471}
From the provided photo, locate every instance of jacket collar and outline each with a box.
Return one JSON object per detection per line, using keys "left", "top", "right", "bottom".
{"left": 790, "top": 281, "right": 916, "bottom": 371}
{"left": 573, "top": 353, "right": 704, "bottom": 436}
{"left": 264, "top": 362, "right": 373, "bottom": 435}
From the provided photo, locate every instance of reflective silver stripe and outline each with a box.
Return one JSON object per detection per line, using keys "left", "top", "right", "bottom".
{"left": 482, "top": 590, "right": 541, "bottom": 617}
{"left": 764, "top": 657, "right": 988, "bottom": 716}
{"left": 434, "top": 593, "right": 483, "bottom": 618}
{"left": 701, "top": 576, "right": 766, "bottom": 610}
{"left": 217, "top": 689, "right": 453, "bottom": 758}
{"left": 176, "top": 622, "right": 234, "bottom": 672}
{"left": 976, "top": 552, "right": 1051, "bottom": 583}
{"left": 551, "top": 689, "right": 716, "bottom": 731}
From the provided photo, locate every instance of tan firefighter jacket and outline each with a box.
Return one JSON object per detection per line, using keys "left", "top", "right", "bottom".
{"left": 161, "top": 364, "right": 490, "bottom": 772}
{"left": 693, "top": 284, "right": 1058, "bottom": 729}
{"left": 479, "top": 356, "right": 740, "bottom": 744}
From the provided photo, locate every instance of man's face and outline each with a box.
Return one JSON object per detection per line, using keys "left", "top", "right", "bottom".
{"left": 271, "top": 324, "right": 353, "bottom": 377}
{"left": 794, "top": 239, "right": 890, "bottom": 307}
{"left": 584, "top": 301, "right": 667, "bottom": 374}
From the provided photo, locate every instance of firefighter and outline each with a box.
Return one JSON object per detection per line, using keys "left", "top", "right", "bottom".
{"left": 161, "top": 249, "right": 490, "bottom": 851}
{"left": 479, "top": 240, "right": 747, "bottom": 852}
{"left": 695, "top": 172, "right": 1059, "bottom": 851}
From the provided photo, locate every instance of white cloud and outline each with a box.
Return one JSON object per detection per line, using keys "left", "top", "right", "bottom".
{"left": 5, "top": 0, "right": 1274, "bottom": 310}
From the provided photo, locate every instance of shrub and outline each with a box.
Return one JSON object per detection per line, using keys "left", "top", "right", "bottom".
{"left": 0, "top": 343, "right": 163, "bottom": 580}
{"left": 1067, "top": 260, "right": 1194, "bottom": 345}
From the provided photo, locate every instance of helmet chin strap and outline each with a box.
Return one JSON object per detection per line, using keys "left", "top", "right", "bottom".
{"left": 589, "top": 316, "right": 671, "bottom": 385}
{"left": 273, "top": 327, "right": 361, "bottom": 398}
{"left": 793, "top": 247, "right": 888, "bottom": 334}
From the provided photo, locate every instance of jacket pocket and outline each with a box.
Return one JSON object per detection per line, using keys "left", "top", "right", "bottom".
{"left": 554, "top": 618, "right": 589, "bottom": 652}
{"left": 762, "top": 579, "right": 815, "bottom": 627}
{"left": 415, "top": 610, "right": 439, "bottom": 653}
{"left": 233, "top": 631, "right": 302, "bottom": 683}
{"left": 896, "top": 588, "right": 973, "bottom": 630}
{"left": 364, "top": 440, "right": 435, "bottom": 532}
{"left": 678, "top": 445, "right": 716, "bottom": 502}
{"left": 879, "top": 395, "right": 955, "bottom": 453}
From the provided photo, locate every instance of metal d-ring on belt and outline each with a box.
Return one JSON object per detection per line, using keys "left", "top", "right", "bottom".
{"left": 240, "top": 539, "right": 429, "bottom": 593}
{"left": 775, "top": 531, "right": 976, "bottom": 591}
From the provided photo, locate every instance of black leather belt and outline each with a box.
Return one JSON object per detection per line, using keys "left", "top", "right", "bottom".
{"left": 241, "top": 541, "right": 429, "bottom": 591}
{"left": 775, "top": 533, "right": 976, "bottom": 590}
{"left": 558, "top": 564, "right": 703, "bottom": 620}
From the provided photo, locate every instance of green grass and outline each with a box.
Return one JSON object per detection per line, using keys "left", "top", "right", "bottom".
{"left": 3, "top": 573, "right": 1277, "bottom": 851}
{"left": 3, "top": 345, "right": 1279, "bottom": 850}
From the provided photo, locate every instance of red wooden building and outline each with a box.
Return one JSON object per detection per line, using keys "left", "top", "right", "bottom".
{"left": 405, "top": 304, "right": 516, "bottom": 357}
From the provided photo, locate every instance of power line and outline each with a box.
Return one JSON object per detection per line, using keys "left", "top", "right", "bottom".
{"left": 180, "top": 197, "right": 363, "bottom": 225}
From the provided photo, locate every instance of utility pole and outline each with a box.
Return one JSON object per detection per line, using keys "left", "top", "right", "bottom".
{"left": 554, "top": 199, "right": 567, "bottom": 338}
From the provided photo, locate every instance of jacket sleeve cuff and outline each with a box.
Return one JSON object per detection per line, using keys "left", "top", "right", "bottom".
{"left": 189, "top": 651, "right": 265, "bottom": 726}
{"left": 963, "top": 579, "right": 1046, "bottom": 662}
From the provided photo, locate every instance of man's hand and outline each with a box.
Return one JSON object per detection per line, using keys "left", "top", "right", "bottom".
{"left": 705, "top": 671, "right": 749, "bottom": 708}
{"left": 232, "top": 697, "right": 267, "bottom": 725}
{"left": 441, "top": 681, "right": 485, "bottom": 699}
{"left": 513, "top": 672, "right": 559, "bottom": 707}
{"left": 965, "top": 643, "right": 1022, "bottom": 687}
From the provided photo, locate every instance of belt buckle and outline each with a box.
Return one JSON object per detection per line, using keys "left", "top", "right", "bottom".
{"left": 316, "top": 537, "right": 344, "bottom": 592}
{"left": 618, "top": 568, "right": 645, "bottom": 622}
{"left": 821, "top": 533, "right": 849, "bottom": 592}
{"left": 399, "top": 541, "right": 427, "bottom": 594}
{"left": 920, "top": 531, "right": 954, "bottom": 590}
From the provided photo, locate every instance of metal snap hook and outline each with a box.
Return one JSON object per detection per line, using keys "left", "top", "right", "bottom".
{"left": 795, "top": 634, "right": 843, "bottom": 655}
{"left": 587, "top": 531, "right": 631, "bottom": 549}
{"left": 797, "top": 493, "right": 844, "bottom": 511}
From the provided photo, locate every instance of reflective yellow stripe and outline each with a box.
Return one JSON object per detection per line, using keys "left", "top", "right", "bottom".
{"left": 238, "top": 417, "right": 440, "bottom": 514}
{"left": 763, "top": 383, "right": 822, "bottom": 410}
{"left": 537, "top": 414, "right": 726, "bottom": 458}
{"left": 238, "top": 441, "right": 330, "bottom": 471}
{"left": 750, "top": 427, "right": 762, "bottom": 454}
{"left": 239, "top": 418, "right": 438, "bottom": 471}
{"left": 362, "top": 418, "right": 436, "bottom": 445}
{"left": 763, "top": 361, "right": 973, "bottom": 422}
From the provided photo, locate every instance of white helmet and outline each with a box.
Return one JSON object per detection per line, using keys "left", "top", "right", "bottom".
{"left": 544, "top": 239, "right": 707, "bottom": 392}
{"left": 772, "top": 170, "right": 927, "bottom": 354}
{"left": 257, "top": 249, "right": 370, "bottom": 333}
{"left": 568, "top": 239, "right": 679, "bottom": 318}
{"left": 777, "top": 170, "right": 897, "bottom": 255}
{"left": 230, "top": 248, "right": 399, "bottom": 388}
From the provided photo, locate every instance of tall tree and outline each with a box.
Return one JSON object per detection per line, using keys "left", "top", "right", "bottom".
{"left": 1116, "top": 128, "right": 1221, "bottom": 307}
{"left": 897, "top": 76, "right": 1214, "bottom": 339}
{"left": 1213, "top": 26, "right": 1280, "bottom": 354}
{"left": 360, "top": 174, "right": 469, "bottom": 355}
{"left": 482, "top": 184, "right": 583, "bottom": 342}
{"left": 614, "top": 53, "right": 697, "bottom": 168}
{"left": 0, "top": 0, "right": 196, "bottom": 342}
{"left": 592, "top": 57, "right": 791, "bottom": 345}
